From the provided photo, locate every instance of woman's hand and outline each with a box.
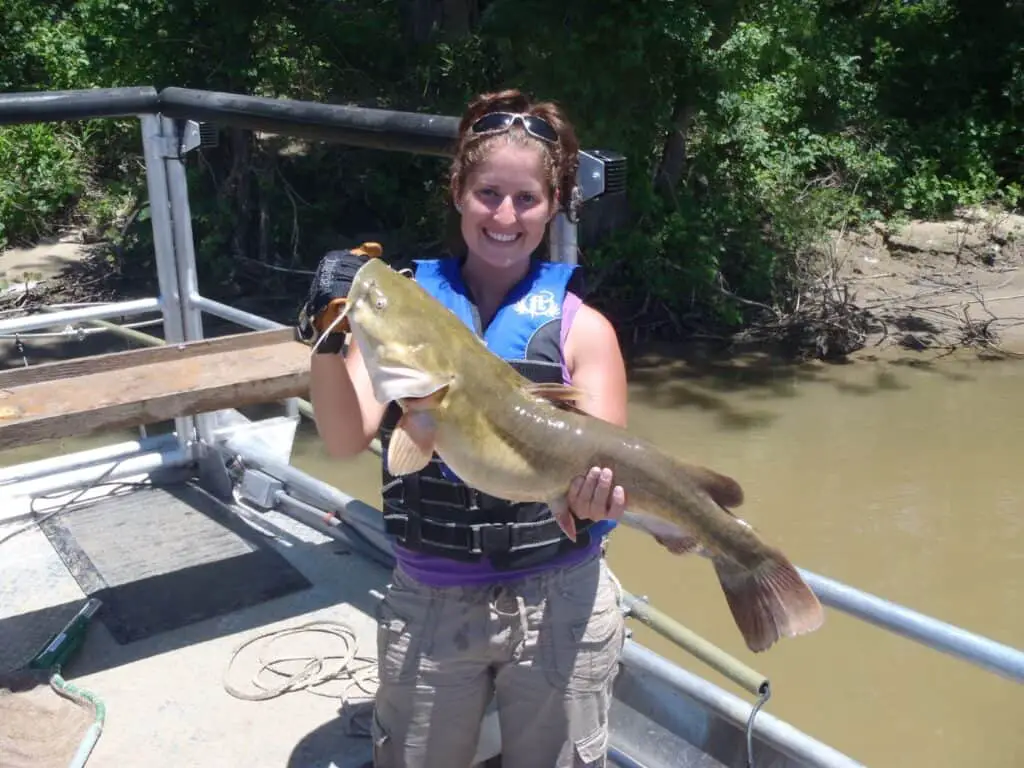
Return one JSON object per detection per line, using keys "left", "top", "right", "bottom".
{"left": 567, "top": 466, "right": 627, "bottom": 522}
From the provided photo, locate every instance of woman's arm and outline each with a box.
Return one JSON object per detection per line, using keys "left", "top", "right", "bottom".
{"left": 309, "top": 338, "right": 389, "bottom": 459}
{"left": 564, "top": 304, "right": 628, "bottom": 428}
{"left": 563, "top": 303, "right": 629, "bottom": 521}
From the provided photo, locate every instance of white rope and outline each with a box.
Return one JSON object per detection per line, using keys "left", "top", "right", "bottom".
{"left": 222, "top": 620, "right": 379, "bottom": 704}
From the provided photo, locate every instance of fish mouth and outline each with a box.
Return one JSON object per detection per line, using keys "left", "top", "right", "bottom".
{"left": 483, "top": 228, "right": 522, "bottom": 245}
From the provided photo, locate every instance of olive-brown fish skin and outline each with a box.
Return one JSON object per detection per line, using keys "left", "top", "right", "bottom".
{"left": 337, "top": 258, "right": 825, "bottom": 653}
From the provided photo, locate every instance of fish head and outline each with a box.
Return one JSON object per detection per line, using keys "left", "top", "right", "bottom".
{"left": 342, "top": 258, "right": 471, "bottom": 407}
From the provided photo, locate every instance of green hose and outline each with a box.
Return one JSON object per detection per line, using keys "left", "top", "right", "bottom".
{"left": 28, "top": 598, "right": 106, "bottom": 768}
{"left": 50, "top": 672, "right": 105, "bottom": 768}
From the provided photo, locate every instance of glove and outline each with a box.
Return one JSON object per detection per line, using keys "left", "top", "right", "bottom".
{"left": 298, "top": 242, "right": 382, "bottom": 349}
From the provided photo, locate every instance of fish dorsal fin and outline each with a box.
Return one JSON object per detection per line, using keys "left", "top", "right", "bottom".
{"left": 387, "top": 412, "right": 437, "bottom": 476}
{"left": 523, "top": 383, "right": 590, "bottom": 413}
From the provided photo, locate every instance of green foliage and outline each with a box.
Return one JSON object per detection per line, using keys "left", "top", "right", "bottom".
{"left": 0, "top": 124, "right": 87, "bottom": 248}
{"left": 1, "top": 0, "right": 1022, "bottom": 333}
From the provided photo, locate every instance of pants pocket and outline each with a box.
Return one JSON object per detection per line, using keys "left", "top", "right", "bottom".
{"left": 574, "top": 725, "right": 609, "bottom": 767}
{"left": 538, "top": 562, "right": 625, "bottom": 693}
{"left": 375, "top": 576, "right": 434, "bottom": 686}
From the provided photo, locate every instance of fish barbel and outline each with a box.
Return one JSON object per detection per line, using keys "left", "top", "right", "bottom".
{"left": 333, "top": 258, "right": 825, "bottom": 653}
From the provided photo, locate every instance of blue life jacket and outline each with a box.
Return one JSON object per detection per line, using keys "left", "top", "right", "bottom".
{"left": 378, "top": 256, "right": 616, "bottom": 570}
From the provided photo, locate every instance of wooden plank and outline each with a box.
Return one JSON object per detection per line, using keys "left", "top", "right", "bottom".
{"left": 0, "top": 327, "right": 299, "bottom": 388}
{"left": 0, "top": 331, "right": 313, "bottom": 451}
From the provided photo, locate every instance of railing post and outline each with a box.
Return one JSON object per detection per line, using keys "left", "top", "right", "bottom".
{"left": 158, "top": 115, "right": 221, "bottom": 445}
{"left": 160, "top": 115, "right": 206, "bottom": 344}
{"left": 161, "top": 116, "right": 301, "bottom": 428}
{"left": 139, "top": 113, "right": 196, "bottom": 454}
{"left": 549, "top": 212, "right": 579, "bottom": 265}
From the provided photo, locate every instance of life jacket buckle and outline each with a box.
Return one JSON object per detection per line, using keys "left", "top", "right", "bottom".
{"left": 474, "top": 523, "right": 512, "bottom": 556}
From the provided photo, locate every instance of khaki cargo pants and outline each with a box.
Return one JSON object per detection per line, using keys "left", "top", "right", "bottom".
{"left": 371, "top": 550, "right": 626, "bottom": 768}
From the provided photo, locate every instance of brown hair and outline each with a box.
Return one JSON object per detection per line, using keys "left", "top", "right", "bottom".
{"left": 449, "top": 88, "right": 580, "bottom": 215}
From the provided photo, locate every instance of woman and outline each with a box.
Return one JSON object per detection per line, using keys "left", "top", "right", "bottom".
{"left": 305, "top": 88, "right": 629, "bottom": 768}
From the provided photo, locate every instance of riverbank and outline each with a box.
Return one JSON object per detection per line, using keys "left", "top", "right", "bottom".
{"left": 2, "top": 208, "right": 1023, "bottom": 363}
{"left": 831, "top": 207, "right": 1024, "bottom": 358}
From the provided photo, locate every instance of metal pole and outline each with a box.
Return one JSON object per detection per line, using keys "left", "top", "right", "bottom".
{"left": 800, "top": 568, "right": 1024, "bottom": 684}
{"left": 139, "top": 113, "right": 195, "bottom": 454}
{"left": 162, "top": 139, "right": 301, "bottom": 426}
{"left": 622, "top": 592, "right": 769, "bottom": 697}
{"left": 160, "top": 115, "right": 205, "bottom": 344}
{"left": 618, "top": 641, "right": 865, "bottom": 768}
{"left": 0, "top": 298, "right": 161, "bottom": 334}
{"left": 0, "top": 433, "right": 177, "bottom": 487}
{"left": 220, "top": 436, "right": 394, "bottom": 556}
{"left": 160, "top": 115, "right": 223, "bottom": 443}
{"left": 548, "top": 212, "right": 578, "bottom": 265}
{"left": 190, "top": 295, "right": 287, "bottom": 332}
{"left": 0, "top": 447, "right": 191, "bottom": 513}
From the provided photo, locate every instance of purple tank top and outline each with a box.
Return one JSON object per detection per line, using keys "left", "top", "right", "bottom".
{"left": 393, "top": 290, "right": 601, "bottom": 586}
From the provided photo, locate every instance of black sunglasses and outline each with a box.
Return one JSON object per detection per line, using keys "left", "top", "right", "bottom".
{"left": 469, "top": 112, "right": 559, "bottom": 144}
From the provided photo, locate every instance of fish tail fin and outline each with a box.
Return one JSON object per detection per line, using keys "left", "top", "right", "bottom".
{"left": 711, "top": 550, "right": 825, "bottom": 653}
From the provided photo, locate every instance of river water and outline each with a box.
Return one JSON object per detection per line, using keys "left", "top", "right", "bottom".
{"left": 290, "top": 344, "right": 1024, "bottom": 768}
{"left": 4, "top": 340, "right": 1022, "bottom": 766}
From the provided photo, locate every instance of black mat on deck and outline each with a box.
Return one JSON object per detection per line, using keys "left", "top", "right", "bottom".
{"left": 39, "top": 483, "right": 312, "bottom": 645}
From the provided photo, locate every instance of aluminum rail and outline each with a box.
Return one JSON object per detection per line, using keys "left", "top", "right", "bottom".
{"left": 0, "top": 298, "right": 162, "bottom": 334}
{"left": 191, "top": 295, "right": 288, "bottom": 332}
{"left": 0, "top": 86, "right": 460, "bottom": 156}
{"left": 800, "top": 567, "right": 1024, "bottom": 684}
{"left": 622, "top": 592, "right": 768, "bottom": 697}
{"left": 619, "top": 641, "right": 865, "bottom": 768}
{"left": 0, "top": 433, "right": 177, "bottom": 486}
{"left": 0, "top": 86, "right": 158, "bottom": 125}
{"left": 0, "top": 446, "right": 192, "bottom": 514}
{"left": 159, "top": 87, "right": 460, "bottom": 156}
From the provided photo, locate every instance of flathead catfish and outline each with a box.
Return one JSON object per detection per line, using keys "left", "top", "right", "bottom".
{"left": 330, "top": 257, "right": 824, "bottom": 653}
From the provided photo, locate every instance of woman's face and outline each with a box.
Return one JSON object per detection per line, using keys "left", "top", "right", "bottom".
{"left": 457, "top": 142, "right": 555, "bottom": 271}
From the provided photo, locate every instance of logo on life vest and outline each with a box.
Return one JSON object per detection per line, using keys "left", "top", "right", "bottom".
{"left": 513, "top": 290, "right": 561, "bottom": 319}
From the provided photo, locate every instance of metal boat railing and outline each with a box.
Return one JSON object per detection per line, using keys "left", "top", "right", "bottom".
{"left": 2, "top": 85, "right": 1022, "bottom": 767}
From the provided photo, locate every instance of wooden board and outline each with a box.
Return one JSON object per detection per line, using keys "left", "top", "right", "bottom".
{"left": 0, "top": 328, "right": 313, "bottom": 451}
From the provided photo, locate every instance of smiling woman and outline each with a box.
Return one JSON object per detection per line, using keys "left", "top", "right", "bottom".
{"left": 305, "top": 87, "right": 631, "bottom": 768}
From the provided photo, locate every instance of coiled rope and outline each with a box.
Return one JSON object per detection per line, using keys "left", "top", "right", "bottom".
{"left": 222, "top": 620, "right": 380, "bottom": 736}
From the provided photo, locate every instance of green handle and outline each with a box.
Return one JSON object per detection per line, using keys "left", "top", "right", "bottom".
{"left": 623, "top": 591, "right": 768, "bottom": 696}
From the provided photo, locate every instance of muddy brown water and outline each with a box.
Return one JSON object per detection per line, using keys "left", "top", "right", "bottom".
{"left": 3, "top": 341, "right": 1022, "bottom": 767}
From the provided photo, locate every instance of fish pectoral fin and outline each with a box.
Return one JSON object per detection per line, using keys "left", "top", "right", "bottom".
{"left": 386, "top": 412, "right": 437, "bottom": 476}
{"left": 548, "top": 495, "right": 578, "bottom": 543}
{"left": 400, "top": 384, "right": 450, "bottom": 413}
{"left": 523, "top": 383, "right": 590, "bottom": 412}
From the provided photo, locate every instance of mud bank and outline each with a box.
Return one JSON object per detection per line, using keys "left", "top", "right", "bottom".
{"left": 833, "top": 207, "right": 1024, "bottom": 357}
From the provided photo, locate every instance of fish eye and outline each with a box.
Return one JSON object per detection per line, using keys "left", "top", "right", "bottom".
{"left": 374, "top": 293, "right": 388, "bottom": 310}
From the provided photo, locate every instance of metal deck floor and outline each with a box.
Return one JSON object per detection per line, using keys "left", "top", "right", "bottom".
{"left": 1, "top": 478, "right": 388, "bottom": 768}
{"left": 37, "top": 483, "right": 314, "bottom": 645}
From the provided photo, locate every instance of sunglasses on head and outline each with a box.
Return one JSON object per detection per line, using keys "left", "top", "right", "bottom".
{"left": 469, "top": 112, "right": 559, "bottom": 144}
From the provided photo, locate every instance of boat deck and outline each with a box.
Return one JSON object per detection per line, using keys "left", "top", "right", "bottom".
{"left": 1, "top": 475, "right": 386, "bottom": 768}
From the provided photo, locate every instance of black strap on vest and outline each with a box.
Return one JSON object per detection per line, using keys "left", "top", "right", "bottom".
{"left": 379, "top": 356, "right": 595, "bottom": 570}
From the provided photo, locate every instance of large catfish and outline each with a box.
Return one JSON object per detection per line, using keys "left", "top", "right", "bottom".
{"left": 330, "top": 257, "right": 824, "bottom": 653}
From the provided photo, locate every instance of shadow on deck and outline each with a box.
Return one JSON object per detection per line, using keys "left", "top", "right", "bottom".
{"left": 1, "top": 477, "right": 391, "bottom": 768}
